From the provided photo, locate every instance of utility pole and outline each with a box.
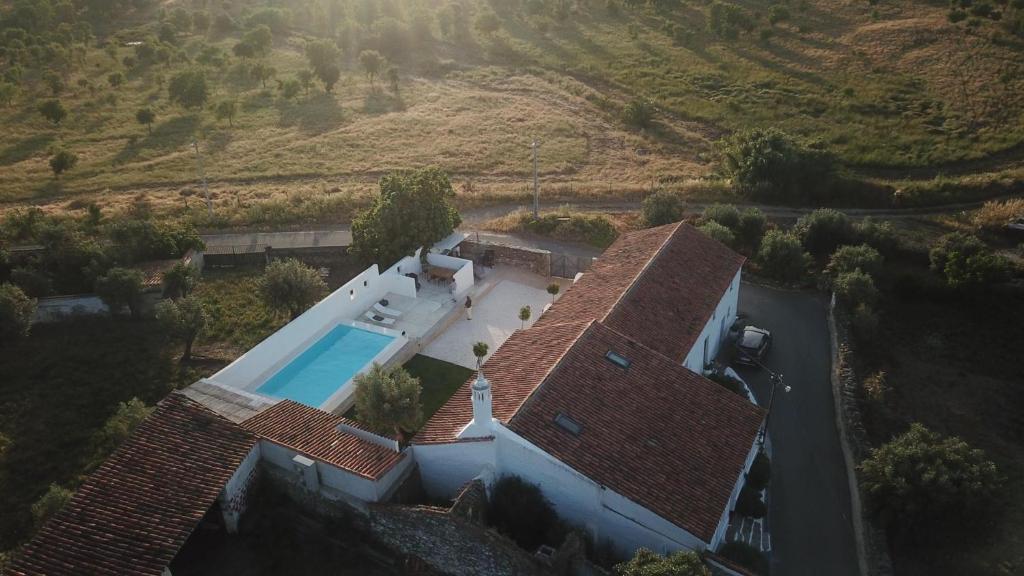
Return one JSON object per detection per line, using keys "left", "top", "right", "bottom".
{"left": 736, "top": 349, "right": 791, "bottom": 450}
{"left": 192, "top": 140, "right": 212, "bottom": 217}
{"left": 531, "top": 139, "right": 540, "bottom": 220}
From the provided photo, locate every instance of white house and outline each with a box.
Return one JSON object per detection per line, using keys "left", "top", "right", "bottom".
{"left": 413, "top": 222, "right": 764, "bottom": 557}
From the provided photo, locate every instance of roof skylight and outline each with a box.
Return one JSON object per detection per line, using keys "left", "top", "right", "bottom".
{"left": 605, "top": 350, "right": 631, "bottom": 369}
{"left": 554, "top": 412, "right": 582, "bottom": 436}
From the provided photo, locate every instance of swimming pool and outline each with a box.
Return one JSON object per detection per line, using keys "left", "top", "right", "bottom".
{"left": 256, "top": 324, "right": 395, "bottom": 408}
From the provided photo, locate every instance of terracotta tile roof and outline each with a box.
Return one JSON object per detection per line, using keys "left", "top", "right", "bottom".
{"left": 7, "top": 393, "right": 258, "bottom": 576}
{"left": 413, "top": 320, "right": 591, "bottom": 444}
{"left": 242, "top": 400, "right": 405, "bottom": 480}
{"left": 508, "top": 322, "right": 764, "bottom": 542}
{"left": 134, "top": 259, "right": 180, "bottom": 289}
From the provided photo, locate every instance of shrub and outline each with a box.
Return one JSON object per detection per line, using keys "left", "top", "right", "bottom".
{"left": 89, "top": 398, "right": 152, "bottom": 467}
{"left": 747, "top": 451, "right": 771, "bottom": 490}
{"left": 929, "top": 232, "right": 1013, "bottom": 289}
{"left": 794, "top": 209, "right": 855, "bottom": 257}
{"left": 614, "top": 548, "right": 709, "bottom": 576}
{"left": 708, "top": 1, "right": 754, "bottom": 39}
{"left": 168, "top": 69, "right": 209, "bottom": 109}
{"left": 622, "top": 97, "right": 655, "bottom": 129}
{"left": 94, "top": 268, "right": 145, "bottom": 319}
{"left": 0, "top": 282, "right": 36, "bottom": 341}
{"left": 31, "top": 484, "right": 73, "bottom": 528}
{"left": 353, "top": 363, "right": 423, "bottom": 436}
{"left": 490, "top": 475, "right": 562, "bottom": 551}
{"left": 826, "top": 244, "right": 883, "bottom": 279}
{"left": 717, "top": 541, "right": 769, "bottom": 575}
{"left": 736, "top": 208, "right": 768, "bottom": 251}
{"left": 49, "top": 148, "right": 78, "bottom": 178}
{"left": 717, "top": 128, "right": 836, "bottom": 203}
{"left": 854, "top": 217, "right": 900, "bottom": 255}
{"left": 642, "top": 190, "right": 684, "bottom": 227}
{"left": 756, "top": 230, "right": 811, "bottom": 283}
{"left": 38, "top": 99, "right": 67, "bottom": 124}
{"left": 162, "top": 262, "right": 197, "bottom": 299}
{"left": 972, "top": 198, "right": 1024, "bottom": 232}
{"left": 155, "top": 296, "right": 207, "bottom": 361}
{"left": 734, "top": 484, "right": 766, "bottom": 518}
{"left": 860, "top": 423, "right": 1000, "bottom": 533}
{"left": 703, "top": 203, "right": 740, "bottom": 229}
{"left": 10, "top": 267, "right": 52, "bottom": 298}
{"left": 522, "top": 211, "right": 618, "bottom": 248}
{"left": 698, "top": 221, "right": 736, "bottom": 247}
{"left": 260, "top": 258, "right": 327, "bottom": 320}
{"left": 834, "top": 269, "right": 878, "bottom": 308}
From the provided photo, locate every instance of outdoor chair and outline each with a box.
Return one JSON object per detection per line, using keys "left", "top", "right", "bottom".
{"left": 374, "top": 302, "right": 402, "bottom": 317}
{"left": 364, "top": 311, "right": 396, "bottom": 326}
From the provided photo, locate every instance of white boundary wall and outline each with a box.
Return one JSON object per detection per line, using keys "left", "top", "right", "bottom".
{"left": 683, "top": 269, "right": 742, "bottom": 372}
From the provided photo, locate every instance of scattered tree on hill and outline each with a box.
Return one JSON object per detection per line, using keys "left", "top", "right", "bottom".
{"left": 260, "top": 258, "right": 327, "bottom": 319}
{"left": 350, "top": 167, "right": 462, "bottom": 268}
{"left": 860, "top": 423, "right": 1000, "bottom": 535}
{"left": 360, "top": 50, "right": 386, "bottom": 89}
{"left": 547, "top": 283, "right": 560, "bottom": 303}
{"left": 353, "top": 363, "right": 423, "bottom": 437}
{"left": 31, "top": 484, "right": 73, "bottom": 529}
{"left": 708, "top": 1, "right": 754, "bottom": 39}
{"left": 89, "top": 398, "right": 152, "bottom": 467}
{"left": 215, "top": 99, "right": 237, "bottom": 126}
{"left": 250, "top": 62, "right": 276, "bottom": 88}
{"left": 641, "top": 190, "right": 684, "bottom": 227}
{"left": 386, "top": 66, "right": 400, "bottom": 95}
{"left": 519, "top": 305, "right": 531, "bottom": 329}
{"left": 155, "top": 296, "right": 207, "bottom": 361}
{"left": 756, "top": 230, "right": 812, "bottom": 283}
{"left": 297, "top": 69, "right": 314, "bottom": 95}
{"left": 615, "top": 548, "right": 709, "bottom": 576}
{"left": 242, "top": 24, "right": 273, "bottom": 57}
{"left": 826, "top": 244, "right": 883, "bottom": 279}
{"left": 167, "top": 69, "right": 208, "bottom": 109}
{"left": 49, "top": 148, "right": 78, "bottom": 179}
{"left": 162, "top": 261, "right": 197, "bottom": 299}
{"left": 42, "top": 71, "right": 64, "bottom": 96}
{"left": 94, "top": 267, "right": 144, "bottom": 319}
{"left": 622, "top": 97, "right": 654, "bottom": 129}
{"left": 0, "top": 283, "right": 36, "bottom": 342}
{"left": 475, "top": 10, "right": 501, "bottom": 35}
{"left": 232, "top": 40, "right": 256, "bottom": 60}
{"left": 929, "top": 232, "right": 1013, "bottom": 290}
{"left": 135, "top": 108, "right": 155, "bottom": 134}
{"left": 38, "top": 99, "right": 67, "bottom": 124}
{"left": 107, "top": 71, "right": 123, "bottom": 87}
{"left": 279, "top": 78, "right": 301, "bottom": 100}
{"left": 717, "top": 128, "right": 835, "bottom": 203}
{"left": 0, "top": 81, "right": 16, "bottom": 107}
{"left": 305, "top": 39, "right": 341, "bottom": 92}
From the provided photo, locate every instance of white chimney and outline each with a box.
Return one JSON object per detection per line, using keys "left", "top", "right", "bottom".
{"left": 459, "top": 371, "right": 493, "bottom": 438}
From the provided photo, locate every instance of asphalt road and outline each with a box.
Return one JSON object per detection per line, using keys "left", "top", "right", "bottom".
{"left": 735, "top": 283, "right": 860, "bottom": 576}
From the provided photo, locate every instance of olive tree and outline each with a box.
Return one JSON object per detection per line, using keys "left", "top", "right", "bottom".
{"left": 359, "top": 49, "right": 386, "bottom": 88}
{"left": 756, "top": 230, "right": 811, "bottom": 283}
{"left": 94, "top": 267, "right": 145, "bottom": 319}
{"left": 49, "top": 148, "right": 78, "bottom": 179}
{"left": 0, "top": 282, "right": 36, "bottom": 341}
{"left": 167, "top": 69, "right": 209, "bottom": 109}
{"left": 215, "top": 99, "right": 237, "bottom": 126}
{"left": 38, "top": 99, "right": 67, "bottom": 124}
{"left": 260, "top": 258, "right": 327, "bottom": 319}
{"left": 641, "top": 190, "right": 684, "bottom": 227}
{"left": 353, "top": 363, "right": 423, "bottom": 436}
{"left": 135, "top": 107, "right": 155, "bottom": 133}
{"left": 929, "top": 232, "right": 1012, "bottom": 290}
{"left": 155, "top": 295, "right": 207, "bottom": 361}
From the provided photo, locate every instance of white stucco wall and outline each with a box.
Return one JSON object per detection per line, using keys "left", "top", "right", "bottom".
{"left": 683, "top": 269, "right": 742, "bottom": 372}
{"left": 426, "top": 252, "right": 474, "bottom": 297}
{"left": 413, "top": 439, "right": 497, "bottom": 497}
{"left": 709, "top": 438, "right": 761, "bottom": 549}
{"left": 219, "top": 444, "right": 262, "bottom": 533}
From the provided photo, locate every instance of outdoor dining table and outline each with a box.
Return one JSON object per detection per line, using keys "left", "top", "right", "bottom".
{"left": 426, "top": 266, "right": 458, "bottom": 282}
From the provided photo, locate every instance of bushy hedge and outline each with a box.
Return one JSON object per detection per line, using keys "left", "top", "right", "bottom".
{"left": 641, "top": 190, "right": 684, "bottom": 227}
{"left": 793, "top": 208, "right": 854, "bottom": 257}
{"left": 489, "top": 475, "right": 565, "bottom": 551}
{"left": 756, "top": 230, "right": 811, "bottom": 283}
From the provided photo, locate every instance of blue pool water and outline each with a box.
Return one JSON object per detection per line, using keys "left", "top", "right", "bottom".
{"left": 256, "top": 324, "right": 395, "bottom": 407}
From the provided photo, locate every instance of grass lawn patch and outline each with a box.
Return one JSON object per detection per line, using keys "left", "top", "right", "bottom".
{"left": 0, "top": 317, "right": 208, "bottom": 552}
{"left": 403, "top": 355, "right": 474, "bottom": 422}
{"left": 194, "top": 267, "right": 286, "bottom": 351}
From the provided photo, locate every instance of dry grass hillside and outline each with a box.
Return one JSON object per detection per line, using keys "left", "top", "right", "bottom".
{"left": 0, "top": 0, "right": 1022, "bottom": 227}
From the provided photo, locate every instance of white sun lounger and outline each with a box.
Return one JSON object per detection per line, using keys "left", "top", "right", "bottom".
{"left": 364, "top": 311, "right": 396, "bottom": 326}
{"left": 374, "top": 302, "right": 403, "bottom": 317}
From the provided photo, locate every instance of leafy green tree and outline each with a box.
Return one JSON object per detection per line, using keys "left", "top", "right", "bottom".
{"left": 38, "top": 99, "right": 67, "bottom": 124}
{"left": 547, "top": 282, "right": 560, "bottom": 302}
{"left": 794, "top": 208, "right": 855, "bottom": 257}
{"left": 698, "top": 221, "right": 735, "bottom": 247}
{"left": 297, "top": 69, "right": 314, "bottom": 95}
{"left": 929, "top": 232, "right": 1012, "bottom": 290}
{"left": 135, "top": 108, "right": 155, "bottom": 134}
{"left": 162, "top": 261, "right": 197, "bottom": 298}
{"left": 89, "top": 398, "right": 152, "bottom": 466}
{"left": 319, "top": 63, "right": 341, "bottom": 93}
{"left": 350, "top": 168, "right": 462, "bottom": 267}
{"left": 703, "top": 204, "right": 740, "bottom": 229}
{"left": 622, "top": 97, "right": 654, "bottom": 129}
{"left": 833, "top": 269, "right": 878, "bottom": 308}
{"left": 94, "top": 267, "right": 145, "bottom": 319}
{"left": 107, "top": 71, "right": 123, "bottom": 87}
{"left": 756, "top": 229, "right": 812, "bottom": 282}
{"left": 641, "top": 190, "right": 684, "bottom": 227}
{"left": 360, "top": 49, "right": 386, "bottom": 88}
{"left": 614, "top": 548, "right": 709, "bottom": 576}
{"left": 232, "top": 40, "right": 256, "bottom": 60}
{"left": 49, "top": 148, "right": 78, "bottom": 178}
{"left": 826, "top": 244, "right": 883, "bottom": 279}
{"left": 155, "top": 296, "right": 207, "bottom": 361}
{"left": 260, "top": 258, "right": 327, "bottom": 319}
{"left": 167, "top": 69, "right": 208, "bottom": 109}
{"left": 31, "top": 484, "right": 73, "bottom": 528}
{"left": 243, "top": 24, "right": 273, "bottom": 56}
{"left": 518, "top": 305, "right": 531, "bottom": 329}
{"left": 0, "top": 282, "right": 36, "bottom": 341}
{"left": 42, "top": 71, "right": 64, "bottom": 96}
{"left": 353, "top": 363, "right": 423, "bottom": 436}
{"left": 386, "top": 66, "right": 400, "bottom": 95}
{"left": 736, "top": 207, "right": 768, "bottom": 251}
{"left": 860, "top": 423, "right": 1000, "bottom": 533}
{"left": 279, "top": 78, "right": 301, "bottom": 100}
{"left": 717, "top": 128, "right": 835, "bottom": 203}
{"left": 250, "top": 62, "right": 276, "bottom": 88}
{"left": 708, "top": 1, "right": 754, "bottom": 39}
{"left": 305, "top": 39, "right": 341, "bottom": 91}
{"left": 473, "top": 341, "right": 489, "bottom": 369}
{"left": 214, "top": 99, "right": 237, "bottom": 126}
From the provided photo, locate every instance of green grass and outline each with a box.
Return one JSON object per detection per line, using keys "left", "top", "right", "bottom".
{"left": 0, "top": 317, "right": 207, "bottom": 552}
{"left": 194, "top": 267, "right": 286, "bottom": 351}
{"left": 403, "top": 354, "right": 474, "bottom": 422}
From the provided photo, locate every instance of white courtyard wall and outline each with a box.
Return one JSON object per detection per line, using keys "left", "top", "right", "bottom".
{"left": 683, "top": 269, "right": 742, "bottom": 371}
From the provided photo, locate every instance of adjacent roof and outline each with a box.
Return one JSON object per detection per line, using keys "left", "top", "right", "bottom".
{"left": 414, "top": 222, "right": 761, "bottom": 542}
{"left": 243, "top": 400, "right": 405, "bottom": 480}
{"left": 7, "top": 393, "right": 258, "bottom": 576}
{"left": 508, "top": 322, "right": 764, "bottom": 542}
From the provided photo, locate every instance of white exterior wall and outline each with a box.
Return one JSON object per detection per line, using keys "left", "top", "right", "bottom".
{"left": 710, "top": 438, "right": 760, "bottom": 548}
{"left": 258, "top": 439, "right": 412, "bottom": 503}
{"left": 426, "top": 252, "right": 474, "bottom": 297}
{"left": 413, "top": 440, "right": 497, "bottom": 497}
{"left": 219, "top": 444, "right": 262, "bottom": 533}
{"left": 32, "top": 294, "right": 109, "bottom": 323}
{"left": 683, "top": 269, "right": 742, "bottom": 372}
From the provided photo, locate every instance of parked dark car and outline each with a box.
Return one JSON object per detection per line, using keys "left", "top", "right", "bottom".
{"left": 735, "top": 326, "right": 771, "bottom": 366}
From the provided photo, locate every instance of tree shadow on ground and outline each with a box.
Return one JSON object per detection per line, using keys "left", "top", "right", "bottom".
{"left": 0, "top": 133, "right": 55, "bottom": 166}
{"left": 113, "top": 114, "right": 201, "bottom": 165}
{"left": 363, "top": 90, "right": 406, "bottom": 115}
{"left": 276, "top": 93, "right": 345, "bottom": 135}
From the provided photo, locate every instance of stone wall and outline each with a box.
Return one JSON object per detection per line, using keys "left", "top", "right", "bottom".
{"left": 827, "top": 297, "right": 894, "bottom": 576}
{"left": 460, "top": 240, "right": 551, "bottom": 277}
